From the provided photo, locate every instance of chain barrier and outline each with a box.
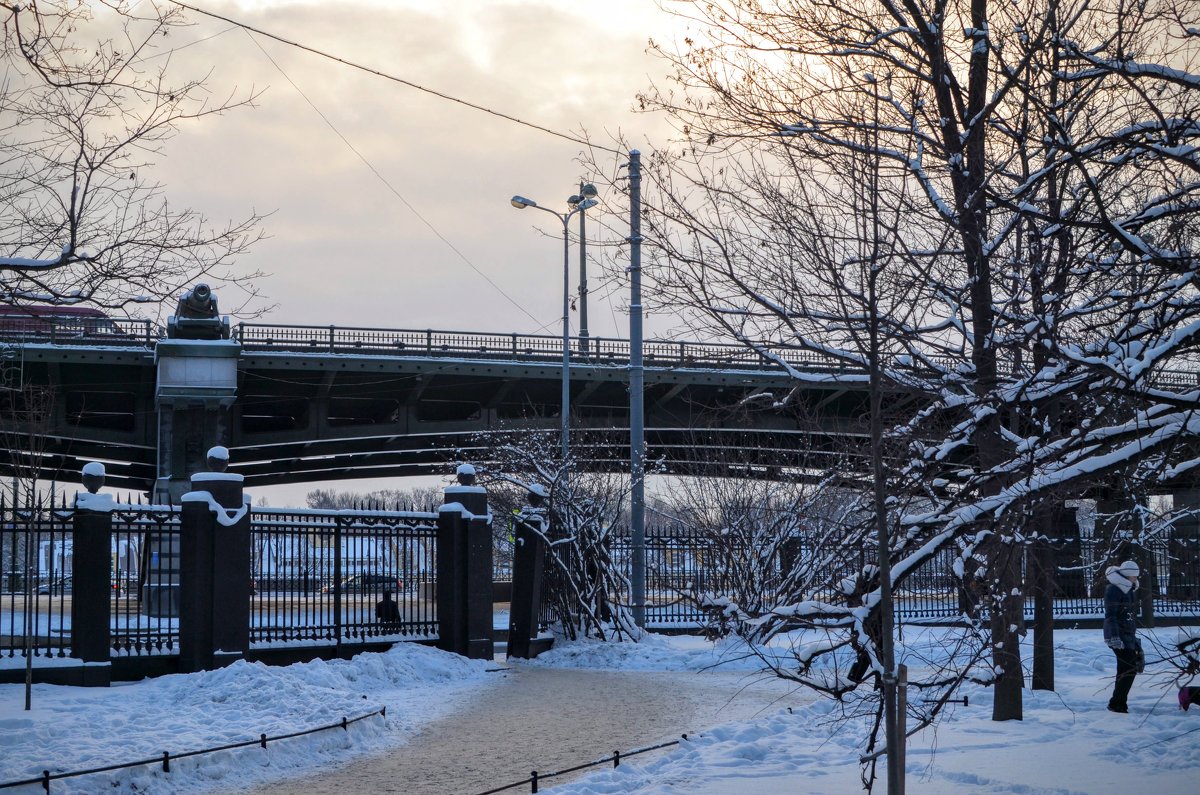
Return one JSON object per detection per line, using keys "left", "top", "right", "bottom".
{"left": 473, "top": 733, "right": 691, "bottom": 795}
{"left": 0, "top": 707, "right": 386, "bottom": 792}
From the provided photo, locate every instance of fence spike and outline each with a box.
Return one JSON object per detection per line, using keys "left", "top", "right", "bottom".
{"left": 162, "top": 751, "right": 170, "bottom": 773}
{"left": 530, "top": 770, "right": 539, "bottom": 794}
{"left": 260, "top": 733, "right": 267, "bottom": 749}
{"left": 41, "top": 770, "right": 50, "bottom": 792}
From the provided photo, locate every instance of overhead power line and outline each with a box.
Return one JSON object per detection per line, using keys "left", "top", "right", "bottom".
{"left": 168, "top": 0, "right": 623, "bottom": 155}
{"left": 243, "top": 31, "right": 544, "bottom": 327}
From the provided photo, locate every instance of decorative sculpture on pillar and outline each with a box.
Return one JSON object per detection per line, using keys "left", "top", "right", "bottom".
{"left": 527, "top": 483, "right": 547, "bottom": 509}
{"left": 167, "top": 283, "right": 231, "bottom": 340}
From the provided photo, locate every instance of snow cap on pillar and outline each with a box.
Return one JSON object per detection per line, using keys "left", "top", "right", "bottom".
{"left": 81, "top": 461, "right": 106, "bottom": 494}
{"left": 456, "top": 463, "right": 476, "bottom": 486}
{"left": 207, "top": 446, "right": 230, "bottom": 472}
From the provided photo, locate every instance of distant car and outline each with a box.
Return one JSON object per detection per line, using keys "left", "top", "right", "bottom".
{"left": 36, "top": 576, "right": 127, "bottom": 596}
{"left": 321, "top": 573, "right": 402, "bottom": 594}
{"left": 36, "top": 576, "right": 71, "bottom": 595}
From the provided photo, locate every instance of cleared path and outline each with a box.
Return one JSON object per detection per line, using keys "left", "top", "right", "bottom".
{"left": 251, "top": 663, "right": 805, "bottom": 794}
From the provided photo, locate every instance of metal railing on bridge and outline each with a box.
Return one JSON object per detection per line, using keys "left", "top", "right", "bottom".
{"left": 232, "top": 323, "right": 849, "bottom": 373}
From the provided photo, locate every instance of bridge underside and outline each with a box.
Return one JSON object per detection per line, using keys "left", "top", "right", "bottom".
{"left": 0, "top": 345, "right": 885, "bottom": 493}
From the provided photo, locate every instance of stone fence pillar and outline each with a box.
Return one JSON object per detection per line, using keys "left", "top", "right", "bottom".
{"left": 70, "top": 462, "right": 114, "bottom": 685}
{"left": 437, "top": 465, "right": 493, "bottom": 660}
{"left": 508, "top": 485, "right": 548, "bottom": 660}
{"left": 179, "top": 447, "right": 251, "bottom": 672}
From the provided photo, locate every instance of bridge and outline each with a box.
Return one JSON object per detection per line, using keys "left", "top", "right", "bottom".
{"left": 0, "top": 323, "right": 889, "bottom": 493}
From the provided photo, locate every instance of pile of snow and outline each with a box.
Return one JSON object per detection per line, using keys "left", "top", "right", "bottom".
{"left": 542, "top": 627, "right": 1200, "bottom": 794}
{"left": 0, "top": 643, "right": 493, "bottom": 793}
{"left": 3, "top": 627, "right": 1199, "bottom": 794}
{"left": 528, "top": 631, "right": 791, "bottom": 672}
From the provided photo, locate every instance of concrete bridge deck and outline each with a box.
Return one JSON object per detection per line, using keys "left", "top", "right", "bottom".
{"left": 0, "top": 324, "right": 882, "bottom": 491}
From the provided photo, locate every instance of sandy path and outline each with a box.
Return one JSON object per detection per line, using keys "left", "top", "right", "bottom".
{"left": 250, "top": 664, "right": 805, "bottom": 795}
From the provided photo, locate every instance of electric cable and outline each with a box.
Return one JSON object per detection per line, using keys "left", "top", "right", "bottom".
{"left": 169, "top": 0, "right": 623, "bottom": 155}
{"left": 244, "top": 30, "right": 545, "bottom": 328}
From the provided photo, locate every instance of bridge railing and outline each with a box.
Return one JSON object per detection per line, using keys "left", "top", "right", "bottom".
{"left": 232, "top": 323, "right": 852, "bottom": 372}
{"left": 0, "top": 317, "right": 155, "bottom": 348}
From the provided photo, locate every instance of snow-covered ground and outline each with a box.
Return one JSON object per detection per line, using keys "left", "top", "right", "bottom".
{"left": 1, "top": 628, "right": 1198, "bottom": 794}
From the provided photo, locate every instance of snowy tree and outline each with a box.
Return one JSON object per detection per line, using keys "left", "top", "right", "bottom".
{"left": 594, "top": 0, "right": 1200, "bottom": 764}
{"left": 0, "top": 1, "right": 265, "bottom": 310}
{"left": 475, "top": 429, "right": 640, "bottom": 641}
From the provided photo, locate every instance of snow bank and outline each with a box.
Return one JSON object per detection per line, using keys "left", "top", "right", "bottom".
{"left": 545, "top": 628, "right": 1200, "bottom": 794}
{"left": 0, "top": 643, "right": 493, "bottom": 793}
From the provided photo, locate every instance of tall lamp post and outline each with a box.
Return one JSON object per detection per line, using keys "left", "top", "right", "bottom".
{"left": 567, "top": 183, "right": 599, "bottom": 356}
{"left": 510, "top": 193, "right": 598, "bottom": 461}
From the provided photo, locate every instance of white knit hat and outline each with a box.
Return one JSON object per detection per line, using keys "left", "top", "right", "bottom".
{"left": 1118, "top": 560, "right": 1140, "bottom": 578}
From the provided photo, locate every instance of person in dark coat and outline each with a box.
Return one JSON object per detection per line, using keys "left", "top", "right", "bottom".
{"left": 375, "top": 590, "right": 400, "bottom": 625}
{"left": 1103, "top": 560, "right": 1141, "bottom": 713}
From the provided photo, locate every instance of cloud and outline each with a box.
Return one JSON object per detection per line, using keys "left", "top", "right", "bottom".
{"left": 150, "top": 1, "right": 679, "bottom": 335}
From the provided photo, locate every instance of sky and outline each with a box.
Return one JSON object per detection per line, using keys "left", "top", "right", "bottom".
{"left": 3, "top": 627, "right": 1198, "bottom": 793}
{"left": 109, "top": 0, "right": 696, "bottom": 504}
{"left": 152, "top": 0, "right": 687, "bottom": 339}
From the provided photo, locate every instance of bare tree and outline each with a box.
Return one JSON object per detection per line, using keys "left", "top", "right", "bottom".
{"left": 475, "top": 429, "right": 639, "bottom": 641}
{"left": 590, "top": 0, "right": 1200, "bottom": 762}
{"left": 0, "top": 1, "right": 265, "bottom": 311}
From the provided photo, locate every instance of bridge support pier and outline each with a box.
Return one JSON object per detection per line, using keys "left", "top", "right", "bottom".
{"left": 153, "top": 340, "right": 240, "bottom": 503}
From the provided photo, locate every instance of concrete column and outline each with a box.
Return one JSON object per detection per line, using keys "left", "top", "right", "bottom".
{"left": 153, "top": 339, "right": 240, "bottom": 504}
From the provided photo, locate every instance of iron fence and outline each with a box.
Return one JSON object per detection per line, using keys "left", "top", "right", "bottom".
{"left": 600, "top": 526, "right": 1200, "bottom": 627}
{"left": 249, "top": 508, "right": 439, "bottom": 646}
{"left": 110, "top": 504, "right": 181, "bottom": 656}
{"left": 3, "top": 498, "right": 441, "bottom": 664}
{"left": 0, "top": 497, "right": 74, "bottom": 661}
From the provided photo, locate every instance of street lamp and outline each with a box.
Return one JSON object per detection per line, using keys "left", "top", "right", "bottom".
{"left": 567, "top": 183, "right": 599, "bottom": 356}
{"left": 510, "top": 193, "right": 598, "bottom": 461}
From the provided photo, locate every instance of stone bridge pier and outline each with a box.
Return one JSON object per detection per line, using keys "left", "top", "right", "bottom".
{"left": 152, "top": 339, "right": 240, "bottom": 503}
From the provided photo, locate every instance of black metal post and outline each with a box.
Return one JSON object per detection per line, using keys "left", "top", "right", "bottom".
{"left": 508, "top": 508, "right": 547, "bottom": 659}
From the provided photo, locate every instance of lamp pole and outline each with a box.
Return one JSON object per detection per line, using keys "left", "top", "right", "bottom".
{"left": 510, "top": 194, "right": 598, "bottom": 462}
{"left": 627, "top": 151, "right": 646, "bottom": 628}
{"left": 567, "top": 183, "right": 599, "bottom": 357}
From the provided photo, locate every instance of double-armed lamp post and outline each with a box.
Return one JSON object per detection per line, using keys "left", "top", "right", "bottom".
{"left": 510, "top": 192, "right": 598, "bottom": 462}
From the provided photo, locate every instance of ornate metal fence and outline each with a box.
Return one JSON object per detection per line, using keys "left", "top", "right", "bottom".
{"left": 110, "top": 504, "right": 181, "bottom": 656}
{"left": 0, "top": 494, "right": 74, "bottom": 661}
{"left": 604, "top": 527, "right": 1200, "bottom": 627}
{"left": 2, "top": 497, "right": 441, "bottom": 667}
{"left": 249, "top": 508, "right": 439, "bottom": 646}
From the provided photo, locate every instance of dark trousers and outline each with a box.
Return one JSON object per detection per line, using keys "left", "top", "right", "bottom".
{"left": 1110, "top": 648, "right": 1138, "bottom": 709}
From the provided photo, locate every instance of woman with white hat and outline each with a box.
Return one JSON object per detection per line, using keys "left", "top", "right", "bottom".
{"left": 1103, "top": 560, "right": 1142, "bottom": 713}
